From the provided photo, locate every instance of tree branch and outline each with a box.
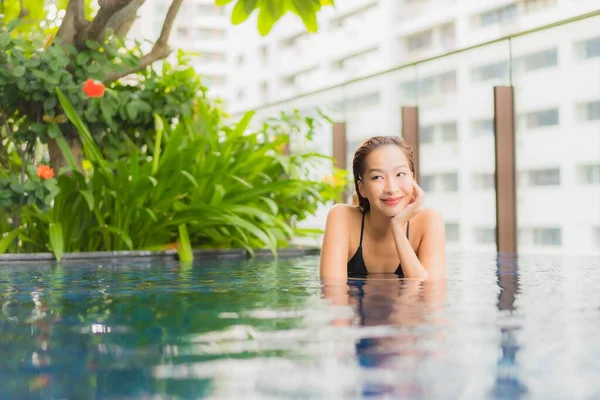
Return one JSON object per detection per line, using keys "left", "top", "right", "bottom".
{"left": 100, "top": 0, "right": 145, "bottom": 39}
{"left": 78, "top": 0, "right": 132, "bottom": 48}
{"left": 104, "top": 0, "right": 184, "bottom": 82}
{"left": 18, "top": 0, "right": 29, "bottom": 18}
{"left": 57, "top": 0, "right": 88, "bottom": 43}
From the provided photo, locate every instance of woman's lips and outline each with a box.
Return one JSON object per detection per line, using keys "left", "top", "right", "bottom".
{"left": 382, "top": 197, "right": 403, "bottom": 206}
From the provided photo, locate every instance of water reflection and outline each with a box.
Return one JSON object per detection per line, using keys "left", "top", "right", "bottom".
{"left": 323, "top": 276, "right": 448, "bottom": 398}
{"left": 493, "top": 252, "right": 528, "bottom": 398}
{"left": 1, "top": 254, "right": 600, "bottom": 399}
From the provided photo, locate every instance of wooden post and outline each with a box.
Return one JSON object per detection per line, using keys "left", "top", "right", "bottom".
{"left": 401, "top": 106, "right": 420, "bottom": 183}
{"left": 494, "top": 86, "right": 517, "bottom": 254}
{"left": 332, "top": 122, "right": 347, "bottom": 203}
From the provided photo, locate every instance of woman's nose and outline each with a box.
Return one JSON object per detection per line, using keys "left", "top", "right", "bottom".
{"left": 385, "top": 178, "right": 398, "bottom": 194}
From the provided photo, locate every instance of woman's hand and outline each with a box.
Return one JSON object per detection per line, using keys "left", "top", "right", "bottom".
{"left": 392, "top": 180, "right": 424, "bottom": 226}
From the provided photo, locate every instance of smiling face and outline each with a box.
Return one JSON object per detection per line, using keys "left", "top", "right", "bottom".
{"left": 357, "top": 145, "right": 415, "bottom": 217}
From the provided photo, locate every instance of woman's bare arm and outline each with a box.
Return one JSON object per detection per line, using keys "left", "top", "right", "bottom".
{"left": 319, "top": 204, "right": 351, "bottom": 280}
{"left": 392, "top": 209, "right": 446, "bottom": 279}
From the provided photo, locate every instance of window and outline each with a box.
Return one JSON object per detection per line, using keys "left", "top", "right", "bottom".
{"left": 205, "top": 75, "right": 226, "bottom": 86}
{"left": 332, "top": 48, "right": 379, "bottom": 72}
{"left": 576, "top": 101, "right": 600, "bottom": 122}
{"left": 533, "top": 228, "right": 561, "bottom": 245}
{"left": 406, "top": 29, "right": 433, "bottom": 52}
{"left": 345, "top": 92, "right": 380, "bottom": 110}
{"left": 514, "top": 48, "right": 558, "bottom": 74}
{"left": 440, "top": 22, "right": 456, "bottom": 49}
{"left": 330, "top": 3, "right": 376, "bottom": 30}
{"left": 578, "top": 164, "right": 600, "bottom": 184}
{"left": 197, "top": 28, "right": 226, "bottom": 39}
{"left": 260, "top": 81, "right": 269, "bottom": 102}
{"left": 420, "top": 122, "right": 457, "bottom": 143}
{"left": 593, "top": 227, "right": 600, "bottom": 249}
{"left": 440, "top": 122, "right": 457, "bottom": 142}
{"left": 519, "top": 168, "right": 560, "bottom": 187}
{"left": 471, "top": 60, "right": 509, "bottom": 82}
{"left": 473, "top": 173, "right": 495, "bottom": 190}
{"left": 400, "top": 70, "right": 456, "bottom": 100}
{"left": 471, "top": 118, "right": 494, "bottom": 136}
{"left": 520, "top": 0, "right": 557, "bottom": 13}
{"left": 439, "top": 71, "right": 457, "bottom": 93}
{"left": 474, "top": 227, "right": 496, "bottom": 244}
{"left": 197, "top": 4, "right": 226, "bottom": 16}
{"left": 521, "top": 108, "right": 559, "bottom": 129}
{"left": 237, "top": 89, "right": 245, "bottom": 101}
{"left": 445, "top": 223, "right": 460, "bottom": 242}
{"left": 420, "top": 175, "right": 435, "bottom": 192}
{"left": 421, "top": 126, "right": 434, "bottom": 144}
{"left": 260, "top": 45, "right": 268, "bottom": 66}
{"left": 440, "top": 173, "right": 459, "bottom": 191}
{"left": 520, "top": 227, "right": 562, "bottom": 246}
{"left": 198, "top": 52, "right": 226, "bottom": 63}
{"left": 177, "top": 27, "right": 190, "bottom": 38}
{"left": 478, "top": 3, "right": 518, "bottom": 27}
{"left": 574, "top": 36, "right": 600, "bottom": 59}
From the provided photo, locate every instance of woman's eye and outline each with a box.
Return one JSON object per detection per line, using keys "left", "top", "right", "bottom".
{"left": 371, "top": 176, "right": 382, "bottom": 180}
{"left": 397, "top": 172, "right": 406, "bottom": 177}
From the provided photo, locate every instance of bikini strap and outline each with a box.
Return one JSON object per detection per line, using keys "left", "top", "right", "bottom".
{"left": 358, "top": 211, "right": 366, "bottom": 247}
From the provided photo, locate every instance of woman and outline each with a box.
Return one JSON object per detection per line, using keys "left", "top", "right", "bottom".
{"left": 319, "top": 136, "right": 446, "bottom": 279}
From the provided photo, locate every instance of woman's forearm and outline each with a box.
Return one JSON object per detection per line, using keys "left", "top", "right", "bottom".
{"left": 392, "top": 225, "right": 429, "bottom": 279}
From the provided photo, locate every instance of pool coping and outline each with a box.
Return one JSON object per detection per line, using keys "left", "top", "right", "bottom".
{"left": 0, "top": 247, "right": 321, "bottom": 263}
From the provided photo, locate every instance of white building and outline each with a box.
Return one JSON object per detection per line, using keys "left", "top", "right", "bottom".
{"left": 130, "top": 0, "right": 233, "bottom": 100}
{"left": 227, "top": 0, "right": 600, "bottom": 255}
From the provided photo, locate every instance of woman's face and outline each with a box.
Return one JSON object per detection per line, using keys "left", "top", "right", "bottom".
{"left": 357, "top": 145, "right": 415, "bottom": 217}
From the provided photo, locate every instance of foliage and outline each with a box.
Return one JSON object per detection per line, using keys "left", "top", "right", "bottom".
{"left": 219, "top": 0, "right": 335, "bottom": 36}
{"left": 6, "top": 87, "right": 346, "bottom": 260}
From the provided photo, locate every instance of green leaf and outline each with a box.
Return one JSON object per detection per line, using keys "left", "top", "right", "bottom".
{"left": 257, "top": 6, "right": 275, "bottom": 36}
{"left": 76, "top": 52, "right": 90, "bottom": 65}
{"left": 291, "top": 0, "right": 318, "bottom": 32}
{"left": 32, "top": 69, "right": 59, "bottom": 85}
{"left": 55, "top": 87, "right": 104, "bottom": 165}
{"left": 178, "top": 224, "right": 193, "bottom": 262}
{"left": 88, "top": 63, "right": 101, "bottom": 74}
{"left": 0, "top": 33, "right": 11, "bottom": 49}
{"left": 49, "top": 222, "right": 64, "bottom": 261}
{"left": 49, "top": 123, "right": 78, "bottom": 171}
{"left": 13, "top": 65, "right": 25, "bottom": 77}
{"left": 0, "top": 229, "right": 20, "bottom": 254}
{"left": 126, "top": 102, "right": 138, "bottom": 120}
{"left": 180, "top": 170, "right": 198, "bottom": 188}
{"left": 216, "top": 0, "right": 234, "bottom": 5}
{"left": 231, "top": 0, "right": 258, "bottom": 25}
{"left": 30, "top": 123, "right": 47, "bottom": 133}
{"left": 10, "top": 182, "right": 25, "bottom": 194}
{"left": 80, "top": 190, "right": 95, "bottom": 211}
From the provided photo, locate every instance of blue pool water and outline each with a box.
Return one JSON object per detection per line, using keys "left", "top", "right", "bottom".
{"left": 0, "top": 252, "right": 599, "bottom": 399}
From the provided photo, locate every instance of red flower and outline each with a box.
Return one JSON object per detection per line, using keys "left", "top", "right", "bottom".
{"left": 82, "top": 79, "right": 105, "bottom": 98}
{"left": 37, "top": 165, "right": 55, "bottom": 180}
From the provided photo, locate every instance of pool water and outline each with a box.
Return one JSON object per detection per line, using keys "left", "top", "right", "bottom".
{"left": 1, "top": 252, "right": 599, "bottom": 399}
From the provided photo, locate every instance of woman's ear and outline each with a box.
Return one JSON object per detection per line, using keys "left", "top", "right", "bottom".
{"left": 357, "top": 178, "right": 365, "bottom": 198}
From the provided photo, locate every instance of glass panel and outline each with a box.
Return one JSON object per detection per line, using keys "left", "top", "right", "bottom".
{"left": 513, "top": 15, "right": 600, "bottom": 255}
{"left": 417, "top": 41, "right": 510, "bottom": 252}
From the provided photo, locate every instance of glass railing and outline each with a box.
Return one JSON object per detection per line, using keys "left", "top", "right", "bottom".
{"left": 235, "top": 11, "right": 600, "bottom": 255}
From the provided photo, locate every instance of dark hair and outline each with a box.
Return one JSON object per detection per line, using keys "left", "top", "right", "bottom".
{"left": 352, "top": 136, "right": 415, "bottom": 212}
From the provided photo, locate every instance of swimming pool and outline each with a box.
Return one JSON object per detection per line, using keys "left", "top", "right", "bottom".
{"left": 1, "top": 252, "right": 599, "bottom": 399}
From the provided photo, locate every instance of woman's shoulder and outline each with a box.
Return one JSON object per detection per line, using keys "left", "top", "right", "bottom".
{"left": 326, "top": 203, "right": 363, "bottom": 221}
{"left": 412, "top": 208, "right": 444, "bottom": 232}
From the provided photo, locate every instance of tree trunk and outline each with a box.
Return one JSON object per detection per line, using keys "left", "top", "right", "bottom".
{"left": 47, "top": 133, "right": 84, "bottom": 173}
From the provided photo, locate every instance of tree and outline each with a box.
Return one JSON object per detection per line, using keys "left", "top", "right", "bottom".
{"left": 0, "top": 0, "right": 335, "bottom": 170}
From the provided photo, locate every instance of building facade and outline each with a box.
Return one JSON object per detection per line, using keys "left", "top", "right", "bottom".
{"left": 134, "top": 0, "right": 600, "bottom": 255}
